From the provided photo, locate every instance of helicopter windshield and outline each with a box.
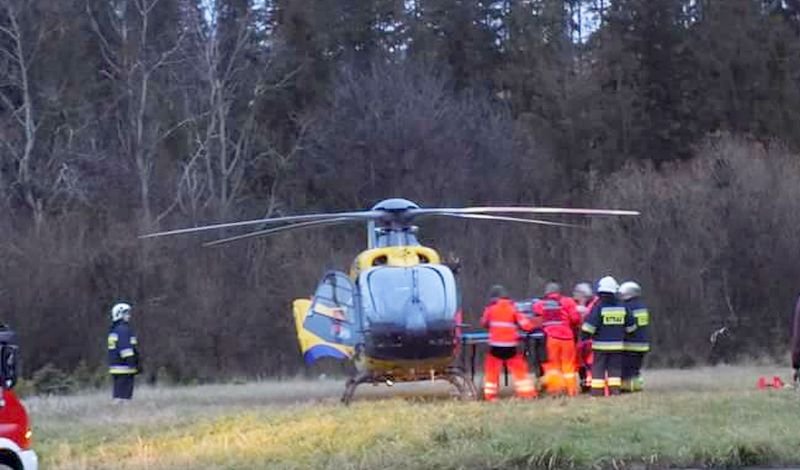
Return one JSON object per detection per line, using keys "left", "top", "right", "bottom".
{"left": 360, "top": 265, "right": 457, "bottom": 328}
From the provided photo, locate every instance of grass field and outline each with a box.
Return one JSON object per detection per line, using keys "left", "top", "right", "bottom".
{"left": 27, "top": 365, "right": 800, "bottom": 469}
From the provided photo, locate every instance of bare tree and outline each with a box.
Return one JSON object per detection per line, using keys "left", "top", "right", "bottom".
{"left": 0, "top": 0, "right": 85, "bottom": 232}
{"left": 0, "top": 0, "right": 42, "bottom": 229}
{"left": 175, "top": 1, "right": 302, "bottom": 221}
{"left": 87, "top": 0, "right": 186, "bottom": 228}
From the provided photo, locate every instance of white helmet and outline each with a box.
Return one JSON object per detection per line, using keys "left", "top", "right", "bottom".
{"left": 619, "top": 281, "right": 642, "bottom": 301}
{"left": 573, "top": 282, "right": 593, "bottom": 298}
{"left": 544, "top": 282, "right": 561, "bottom": 295}
{"left": 596, "top": 276, "right": 620, "bottom": 295}
{"left": 110, "top": 302, "right": 132, "bottom": 322}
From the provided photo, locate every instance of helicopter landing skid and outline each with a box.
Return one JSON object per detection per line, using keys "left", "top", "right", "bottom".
{"left": 340, "top": 367, "right": 479, "bottom": 405}
{"left": 341, "top": 372, "right": 371, "bottom": 405}
{"left": 443, "top": 366, "right": 480, "bottom": 401}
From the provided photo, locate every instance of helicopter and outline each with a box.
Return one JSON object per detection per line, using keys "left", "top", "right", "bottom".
{"left": 142, "top": 198, "right": 639, "bottom": 404}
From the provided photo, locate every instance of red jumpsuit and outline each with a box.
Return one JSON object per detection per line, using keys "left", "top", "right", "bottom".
{"left": 534, "top": 293, "right": 581, "bottom": 396}
{"left": 481, "top": 297, "right": 538, "bottom": 401}
{"left": 576, "top": 296, "right": 599, "bottom": 390}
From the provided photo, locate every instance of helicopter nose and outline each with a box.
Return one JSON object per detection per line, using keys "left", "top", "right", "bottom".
{"left": 404, "top": 302, "right": 428, "bottom": 335}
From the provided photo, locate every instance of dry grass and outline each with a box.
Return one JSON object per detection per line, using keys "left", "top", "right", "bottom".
{"left": 27, "top": 365, "right": 800, "bottom": 469}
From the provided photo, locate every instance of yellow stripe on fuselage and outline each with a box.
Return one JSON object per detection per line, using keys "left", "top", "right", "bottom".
{"left": 292, "top": 299, "right": 354, "bottom": 359}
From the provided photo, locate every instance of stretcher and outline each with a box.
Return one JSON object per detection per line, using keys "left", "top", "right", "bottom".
{"left": 458, "top": 330, "right": 544, "bottom": 386}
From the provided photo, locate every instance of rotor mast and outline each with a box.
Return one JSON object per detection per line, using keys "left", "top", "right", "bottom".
{"left": 369, "top": 198, "right": 422, "bottom": 249}
{"left": 367, "top": 220, "right": 377, "bottom": 250}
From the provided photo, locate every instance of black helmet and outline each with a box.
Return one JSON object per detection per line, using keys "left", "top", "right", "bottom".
{"left": 489, "top": 284, "right": 508, "bottom": 299}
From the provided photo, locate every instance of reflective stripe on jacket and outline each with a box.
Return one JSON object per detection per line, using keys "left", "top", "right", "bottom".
{"left": 108, "top": 321, "right": 139, "bottom": 374}
{"left": 581, "top": 295, "right": 636, "bottom": 352}
{"left": 624, "top": 298, "right": 651, "bottom": 352}
{"left": 481, "top": 298, "right": 537, "bottom": 347}
{"left": 533, "top": 293, "right": 581, "bottom": 340}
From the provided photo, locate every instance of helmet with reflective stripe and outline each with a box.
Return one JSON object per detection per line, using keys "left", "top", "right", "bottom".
{"left": 618, "top": 281, "right": 642, "bottom": 301}
{"left": 596, "top": 276, "right": 619, "bottom": 295}
{"left": 111, "top": 302, "right": 132, "bottom": 322}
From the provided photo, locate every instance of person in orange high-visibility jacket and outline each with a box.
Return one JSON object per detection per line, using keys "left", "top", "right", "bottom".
{"left": 481, "top": 285, "right": 540, "bottom": 401}
{"left": 533, "top": 282, "right": 582, "bottom": 396}
{"left": 573, "top": 282, "right": 599, "bottom": 391}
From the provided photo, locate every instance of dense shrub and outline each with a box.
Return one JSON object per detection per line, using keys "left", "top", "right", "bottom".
{"left": 31, "top": 364, "right": 76, "bottom": 396}
{"left": 570, "top": 135, "right": 800, "bottom": 364}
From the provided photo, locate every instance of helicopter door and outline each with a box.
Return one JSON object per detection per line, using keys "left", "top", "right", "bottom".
{"left": 293, "top": 272, "right": 359, "bottom": 365}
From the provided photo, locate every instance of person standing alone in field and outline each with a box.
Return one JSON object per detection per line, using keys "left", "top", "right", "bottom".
{"left": 108, "top": 302, "right": 140, "bottom": 402}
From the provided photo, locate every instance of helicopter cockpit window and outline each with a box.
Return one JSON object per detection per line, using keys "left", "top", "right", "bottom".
{"left": 360, "top": 266, "right": 457, "bottom": 328}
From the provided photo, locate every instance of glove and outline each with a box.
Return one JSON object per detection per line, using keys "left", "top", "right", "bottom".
{"left": 129, "top": 356, "right": 142, "bottom": 376}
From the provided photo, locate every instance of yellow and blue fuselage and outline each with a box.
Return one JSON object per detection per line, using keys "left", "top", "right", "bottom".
{"left": 292, "top": 245, "right": 455, "bottom": 378}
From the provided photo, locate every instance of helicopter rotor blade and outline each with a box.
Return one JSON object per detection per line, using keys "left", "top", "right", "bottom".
{"left": 140, "top": 210, "right": 386, "bottom": 239}
{"left": 203, "top": 217, "right": 361, "bottom": 247}
{"left": 412, "top": 206, "right": 640, "bottom": 217}
{"left": 435, "top": 213, "right": 585, "bottom": 228}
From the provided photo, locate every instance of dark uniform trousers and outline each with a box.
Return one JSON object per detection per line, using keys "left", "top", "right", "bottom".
{"left": 622, "top": 352, "right": 646, "bottom": 391}
{"left": 621, "top": 299, "right": 650, "bottom": 392}
{"left": 113, "top": 375, "right": 135, "bottom": 400}
{"left": 591, "top": 351, "right": 623, "bottom": 396}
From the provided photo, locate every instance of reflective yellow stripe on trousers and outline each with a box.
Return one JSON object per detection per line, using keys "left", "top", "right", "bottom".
{"left": 591, "top": 379, "right": 606, "bottom": 389}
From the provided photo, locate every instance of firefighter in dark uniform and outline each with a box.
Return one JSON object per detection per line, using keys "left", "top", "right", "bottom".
{"left": 581, "top": 276, "right": 636, "bottom": 396}
{"left": 108, "top": 302, "right": 139, "bottom": 401}
{"left": 619, "top": 281, "right": 650, "bottom": 392}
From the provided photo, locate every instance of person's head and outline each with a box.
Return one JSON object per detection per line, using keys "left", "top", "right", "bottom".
{"left": 618, "top": 281, "right": 642, "bottom": 301}
{"left": 111, "top": 302, "right": 132, "bottom": 323}
{"left": 489, "top": 284, "right": 508, "bottom": 300}
{"left": 573, "top": 282, "right": 593, "bottom": 301}
{"left": 544, "top": 281, "right": 561, "bottom": 296}
{"left": 596, "top": 276, "right": 619, "bottom": 296}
